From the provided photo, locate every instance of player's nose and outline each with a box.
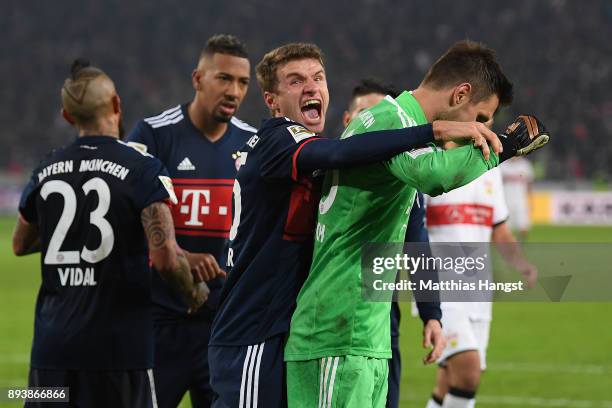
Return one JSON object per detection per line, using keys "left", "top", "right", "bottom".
{"left": 225, "top": 80, "right": 241, "bottom": 98}
{"left": 302, "top": 78, "right": 318, "bottom": 95}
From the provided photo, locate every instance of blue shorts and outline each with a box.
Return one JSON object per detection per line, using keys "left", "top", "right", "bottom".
{"left": 154, "top": 318, "right": 212, "bottom": 408}
{"left": 209, "top": 333, "right": 286, "bottom": 408}
{"left": 26, "top": 367, "right": 156, "bottom": 408}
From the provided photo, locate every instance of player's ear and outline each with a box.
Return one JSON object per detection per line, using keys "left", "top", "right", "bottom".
{"left": 263, "top": 91, "right": 278, "bottom": 114}
{"left": 451, "top": 83, "right": 471, "bottom": 107}
{"left": 111, "top": 94, "right": 121, "bottom": 115}
{"left": 192, "top": 69, "right": 202, "bottom": 91}
{"left": 342, "top": 110, "right": 352, "bottom": 128}
{"left": 61, "top": 108, "right": 75, "bottom": 125}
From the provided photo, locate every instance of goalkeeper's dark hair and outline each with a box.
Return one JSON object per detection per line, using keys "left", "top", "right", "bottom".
{"left": 422, "top": 40, "right": 513, "bottom": 106}
{"left": 349, "top": 78, "right": 399, "bottom": 110}
{"left": 200, "top": 34, "right": 248, "bottom": 60}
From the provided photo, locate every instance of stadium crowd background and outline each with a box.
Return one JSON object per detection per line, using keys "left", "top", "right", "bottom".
{"left": 1, "top": 0, "right": 611, "bottom": 181}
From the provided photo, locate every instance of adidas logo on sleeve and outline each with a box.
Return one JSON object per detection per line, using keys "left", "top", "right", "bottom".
{"left": 177, "top": 157, "right": 195, "bottom": 171}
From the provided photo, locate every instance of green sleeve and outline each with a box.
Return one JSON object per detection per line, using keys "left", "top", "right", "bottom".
{"left": 384, "top": 143, "right": 499, "bottom": 196}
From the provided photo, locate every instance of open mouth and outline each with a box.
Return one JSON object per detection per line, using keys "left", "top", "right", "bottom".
{"left": 301, "top": 99, "right": 322, "bottom": 121}
{"left": 219, "top": 101, "right": 237, "bottom": 115}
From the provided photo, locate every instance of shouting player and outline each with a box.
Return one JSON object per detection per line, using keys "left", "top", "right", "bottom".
{"left": 284, "top": 40, "right": 549, "bottom": 407}
{"left": 12, "top": 60, "right": 207, "bottom": 408}
{"left": 208, "top": 42, "right": 507, "bottom": 408}
{"left": 126, "top": 35, "right": 253, "bottom": 407}
{"left": 423, "top": 120, "right": 538, "bottom": 408}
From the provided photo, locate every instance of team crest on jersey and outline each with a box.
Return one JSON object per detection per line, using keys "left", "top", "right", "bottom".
{"left": 159, "top": 176, "right": 178, "bottom": 204}
{"left": 286, "top": 125, "right": 316, "bottom": 143}
{"left": 232, "top": 151, "right": 247, "bottom": 171}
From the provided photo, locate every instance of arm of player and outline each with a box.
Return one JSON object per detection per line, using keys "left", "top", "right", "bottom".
{"left": 422, "top": 319, "right": 446, "bottom": 365}
{"left": 296, "top": 120, "right": 502, "bottom": 172}
{"left": 141, "top": 202, "right": 209, "bottom": 313}
{"left": 405, "top": 193, "right": 442, "bottom": 324}
{"left": 492, "top": 221, "right": 537, "bottom": 288}
{"left": 12, "top": 214, "right": 40, "bottom": 256}
{"left": 386, "top": 144, "right": 499, "bottom": 196}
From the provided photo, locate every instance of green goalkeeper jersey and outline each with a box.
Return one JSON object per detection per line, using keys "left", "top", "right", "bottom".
{"left": 284, "top": 91, "right": 499, "bottom": 361}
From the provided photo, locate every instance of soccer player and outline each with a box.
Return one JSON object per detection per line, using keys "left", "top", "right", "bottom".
{"left": 343, "top": 78, "right": 443, "bottom": 408}
{"left": 284, "top": 40, "right": 549, "bottom": 407}
{"left": 208, "top": 43, "right": 505, "bottom": 408}
{"left": 12, "top": 60, "right": 207, "bottom": 408}
{"left": 500, "top": 156, "right": 535, "bottom": 241}
{"left": 423, "top": 121, "right": 538, "bottom": 408}
{"left": 126, "top": 34, "right": 253, "bottom": 407}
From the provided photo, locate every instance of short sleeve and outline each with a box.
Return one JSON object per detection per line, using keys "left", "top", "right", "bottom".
{"left": 18, "top": 174, "right": 39, "bottom": 223}
{"left": 259, "top": 124, "right": 319, "bottom": 182}
{"left": 491, "top": 168, "right": 509, "bottom": 225}
{"left": 126, "top": 120, "right": 158, "bottom": 157}
{"left": 133, "top": 157, "right": 178, "bottom": 210}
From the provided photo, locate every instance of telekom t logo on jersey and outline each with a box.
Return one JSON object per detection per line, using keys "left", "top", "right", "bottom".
{"left": 180, "top": 189, "right": 228, "bottom": 226}
{"left": 171, "top": 179, "right": 233, "bottom": 237}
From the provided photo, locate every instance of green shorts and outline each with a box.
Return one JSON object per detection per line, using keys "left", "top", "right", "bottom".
{"left": 286, "top": 355, "right": 388, "bottom": 408}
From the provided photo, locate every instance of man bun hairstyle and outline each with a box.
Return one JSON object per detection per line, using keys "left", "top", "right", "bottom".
{"left": 422, "top": 40, "right": 513, "bottom": 106}
{"left": 256, "top": 43, "right": 324, "bottom": 93}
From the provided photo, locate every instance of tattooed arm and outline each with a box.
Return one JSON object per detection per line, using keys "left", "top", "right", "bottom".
{"left": 13, "top": 214, "right": 40, "bottom": 256}
{"left": 141, "top": 201, "right": 208, "bottom": 312}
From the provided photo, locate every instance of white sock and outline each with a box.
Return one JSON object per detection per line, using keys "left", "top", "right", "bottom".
{"left": 442, "top": 393, "right": 476, "bottom": 408}
{"left": 426, "top": 397, "right": 443, "bottom": 408}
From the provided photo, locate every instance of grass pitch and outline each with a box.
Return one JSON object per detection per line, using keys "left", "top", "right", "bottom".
{"left": 1, "top": 218, "right": 611, "bottom": 407}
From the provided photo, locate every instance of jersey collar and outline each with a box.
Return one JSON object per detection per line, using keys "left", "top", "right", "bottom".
{"left": 395, "top": 91, "right": 428, "bottom": 125}
{"left": 183, "top": 103, "right": 232, "bottom": 146}
{"left": 73, "top": 135, "right": 118, "bottom": 145}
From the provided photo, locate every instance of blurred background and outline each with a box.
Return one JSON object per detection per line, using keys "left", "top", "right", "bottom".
{"left": 1, "top": 0, "right": 611, "bottom": 223}
{"left": 1, "top": 1, "right": 611, "bottom": 407}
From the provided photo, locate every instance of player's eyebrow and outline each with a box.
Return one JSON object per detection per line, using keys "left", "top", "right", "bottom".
{"left": 285, "top": 72, "right": 306, "bottom": 80}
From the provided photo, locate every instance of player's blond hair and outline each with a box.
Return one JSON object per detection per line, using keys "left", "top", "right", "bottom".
{"left": 256, "top": 43, "right": 324, "bottom": 93}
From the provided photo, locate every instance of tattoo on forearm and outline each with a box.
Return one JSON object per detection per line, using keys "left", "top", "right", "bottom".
{"left": 141, "top": 202, "right": 175, "bottom": 249}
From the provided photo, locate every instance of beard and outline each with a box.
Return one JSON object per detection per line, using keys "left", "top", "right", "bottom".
{"left": 212, "top": 111, "right": 232, "bottom": 123}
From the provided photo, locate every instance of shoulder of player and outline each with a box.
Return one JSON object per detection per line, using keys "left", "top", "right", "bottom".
{"left": 30, "top": 144, "right": 72, "bottom": 174}
{"left": 258, "top": 117, "right": 317, "bottom": 144}
{"left": 141, "top": 104, "right": 185, "bottom": 130}
{"left": 113, "top": 139, "right": 162, "bottom": 167}
{"left": 229, "top": 116, "right": 257, "bottom": 135}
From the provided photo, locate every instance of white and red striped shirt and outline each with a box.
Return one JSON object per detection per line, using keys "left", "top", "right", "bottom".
{"left": 425, "top": 167, "right": 508, "bottom": 320}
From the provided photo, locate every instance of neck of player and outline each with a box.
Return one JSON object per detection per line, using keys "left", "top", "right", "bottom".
{"left": 188, "top": 101, "right": 227, "bottom": 143}
{"left": 78, "top": 118, "right": 119, "bottom": 138}
{"left": 410, "top": 86, "right": 444, "bottom": 123}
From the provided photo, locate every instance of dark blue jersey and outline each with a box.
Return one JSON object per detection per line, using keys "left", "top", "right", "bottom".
{"left": 126, "top": 104, "right": 256, "bottom": 322}
{"left": 210, "top": 117, "right": 323, "bottom": 346}
{"left": 18, "top": 135, "right": 175, "bottom": 370}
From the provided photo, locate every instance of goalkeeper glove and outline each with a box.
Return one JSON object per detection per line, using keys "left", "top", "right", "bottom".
{"left": 499, "top": 115, "right": 550, "bottom": 162}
